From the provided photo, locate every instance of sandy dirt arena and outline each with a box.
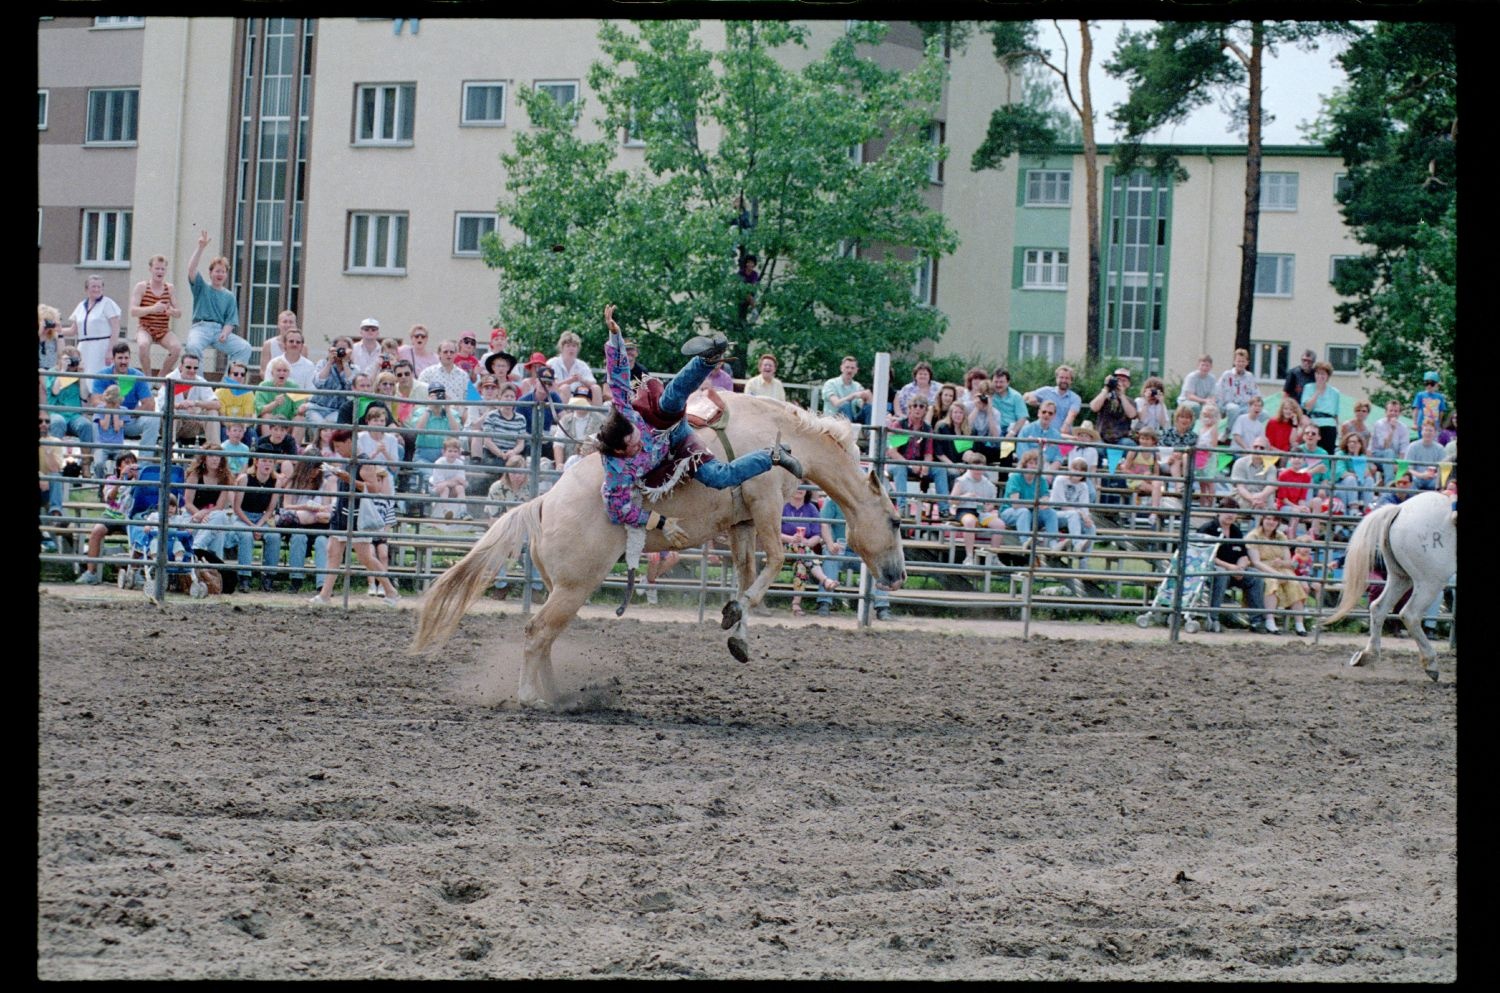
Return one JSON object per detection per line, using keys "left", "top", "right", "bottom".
{"left": 37, "top": 590, "right": 1456, "bottom": 980}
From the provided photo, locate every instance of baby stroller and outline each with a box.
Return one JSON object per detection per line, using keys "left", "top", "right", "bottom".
{"left": 1136, "top": 533, "right": 1218, "bottom": 633}
{"left": 118, "top": 463, "right": 190, "bottom": 592}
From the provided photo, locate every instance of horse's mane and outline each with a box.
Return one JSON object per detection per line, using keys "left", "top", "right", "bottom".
{"left": 746, "top": 396, "right": 859, "bottom": 457}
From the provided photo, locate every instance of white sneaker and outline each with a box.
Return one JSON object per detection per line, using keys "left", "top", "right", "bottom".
{"left": 1264, "top": 617, "right": 1279, "bottom": 634}
{"left": 645, "top": 587, "right": 659, "bottom": 604}
{"left": 367, "top": 583, "right": 383, "bottom": 597}
{"left": 308, "top": 593, "right": 331, "bottom": 606}
{"left": 380, "top": 590, "right": 402, "bottom": 606}
{"left": 189, "top": 576, "right": 207, "bottom": 599}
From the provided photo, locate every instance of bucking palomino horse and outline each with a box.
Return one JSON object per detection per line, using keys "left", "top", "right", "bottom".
{"left": 1324, "top": 490, "right": 1456, "bottom": 682}
{"left": 411, "top": 393, "right": 907, "bottom": 708}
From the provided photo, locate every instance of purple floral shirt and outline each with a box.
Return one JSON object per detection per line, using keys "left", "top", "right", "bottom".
{"left": 600, "top": 332, "right": 671, "bottom": 526}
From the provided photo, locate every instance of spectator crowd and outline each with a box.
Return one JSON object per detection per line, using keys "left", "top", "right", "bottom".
{"left": 40, "top": 249, "right": 1455, "bottom": 628}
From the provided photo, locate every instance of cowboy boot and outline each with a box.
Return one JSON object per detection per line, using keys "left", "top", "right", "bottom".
{"left": 680, "top": 332, "right": 730, "bottom": 363}
{"left": 768, "top": 441, "right": 804, "bottom": 479}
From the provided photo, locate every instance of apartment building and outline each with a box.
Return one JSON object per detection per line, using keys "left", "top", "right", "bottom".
{"left": 38, "top": 16, "right": 1373, "bottom": 398}
{"left": 1000, "top": 145, "right": 1373, "bottom": 394}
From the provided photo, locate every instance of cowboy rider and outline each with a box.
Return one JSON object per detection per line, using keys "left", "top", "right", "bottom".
{"left": 593, "top": 304, "right": 803, "bottom": 547}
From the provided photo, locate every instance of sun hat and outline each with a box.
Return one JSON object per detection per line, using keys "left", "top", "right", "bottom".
{"left": 524, "top": 351, "right": 548, "bottom": 369}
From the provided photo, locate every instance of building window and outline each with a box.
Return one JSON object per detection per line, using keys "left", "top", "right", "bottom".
{"left": 454, "top": 213, "right": 497, "bottom": 256}
{"left": 1334, "top": 172, "right": 1352, "bottom": 201}
{"left": 924, "top": 121, "right": 945, "bottom": 183}
{"left": 534, "top": 80, "right": 579, "bottom": 122}
{"left": 1260, "top": 172, "right": 1299, "bottom": 211}
{"left": 1326, "top": 344, "right": 1361, "bottom": 373}
{"left": 1014, "top": 332, "right": 1064, "bottom": 364}
{"left": 461, "top": 82, "right": 507, "bottom": 126}
{"left": 86, "top": 88, "right": 139, "bottom": 145}
{"left": 1250, "top": 340, "right": 1289, "bottom": 381}
{"left": 347, "top": 212, "right": 408, "bottom": 274}
{"left": 1254, "top": 253, "right": 1295, "bottom": 297}
{"left": 93, "top": 16, "right": 145, "bottom": 28}
{"left": 849, "top": 142, "right": 864, "bottom": 166}
{"left": 1022, "top": 249, "right": 1069, "bottom": 290}
{"left": 837, "top": 239, "right": 859, "bottom": 260}
{"left": 38, "top": 90, "right": 48, "bottom": 130}
{"left": 354, "top": 83, "right": 415, "bottom": 145}
{"left": 1025, "top": 169, "right": 1072, "bottom": 207}
{"left": 80, "top": 209, "right": 132, "bottom": 266}
{"left": 913, "top": 254, "right": 935, "bottom": 306}
{"left": 230, "top": 17, "right": 316, "bottom": 348}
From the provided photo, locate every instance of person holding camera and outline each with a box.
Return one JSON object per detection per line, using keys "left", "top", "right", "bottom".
{"left": 965, "top": 379, "right": 1006, "bottom": 465}
{"left": 38, "top": 304, "right": 63, "bottom": 373}
{"left": 46, "top": 346, "right": 98, "bottom": 463}
{"left": 1133, "top": 376, "right": 1171, "bottom": 436}
{"left": 1088, "top": 367, "right": 1138, "bottom": 446}
{"left": 307, "top": 336, "right": 356, "bottom": 423}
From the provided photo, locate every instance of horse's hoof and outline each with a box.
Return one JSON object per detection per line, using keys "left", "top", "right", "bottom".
{"left": 727, "top": 636, "right": 749, "bottom": 664}
{"left": 1426, "top": 667, "right": 1440, "bottom": 683}
{"left": 1348, "top": 651, "right": 1367, "bottom": 668}
{"left": 721, "top": 600, "right": 743, "bottom": 631}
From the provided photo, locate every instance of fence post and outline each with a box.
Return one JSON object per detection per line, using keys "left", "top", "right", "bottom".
{"left": 1310, "top": 489, "right": 1339, "bottom": 645}
{"left": 521, "top": 396, "right": 546, "bottom": 616}
{"left": 1020, "top": 453, "right": 1047, "bottom": 641}
{"left": 150, "top": 385, "right": 175, "bottom": 604}
{"left": 859, "top": 352, "right": 891, "bottom": 627}
{"left": 1169, "top": 442, "right": 1200, "bottom": 641}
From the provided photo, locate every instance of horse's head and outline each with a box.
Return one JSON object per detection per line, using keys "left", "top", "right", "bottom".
{"left": 842, "top": 467, "right": 907, "bottom": 591}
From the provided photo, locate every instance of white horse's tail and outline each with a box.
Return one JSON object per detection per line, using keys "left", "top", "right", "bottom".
{"left": 410, "top": 497, "right": 543, "bottom": 653}
{"left": 1325, "top": 502, "right": 1401, "bottom": 625}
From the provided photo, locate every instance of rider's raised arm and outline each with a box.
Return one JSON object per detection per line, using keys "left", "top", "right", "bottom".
{"left": 602, "top": 304, "right": 632, "bottom": 411}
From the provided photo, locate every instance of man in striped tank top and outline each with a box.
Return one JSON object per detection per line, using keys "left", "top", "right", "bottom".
{"left": 130, "top": 254, "right": 184, "bottom": 377}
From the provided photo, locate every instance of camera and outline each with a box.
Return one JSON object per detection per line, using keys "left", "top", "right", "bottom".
{"left": 66, "top": 356, "right": 79, "bottom": 369}
{"left": 44, "top": 320, "right": 58, "bottom": 330}
{"left": 336, "top": 347, "right": 347, "bottom": 358}
{"left": 1148, "top": 388, "right": 1160, "bottom": 399}
{"left": 1106, "top": 376, "right": 1119, "bottom": 391}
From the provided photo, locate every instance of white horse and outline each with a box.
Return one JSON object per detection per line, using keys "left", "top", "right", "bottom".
{"left": 411, "top": 394, "right": 908, "bottom": 708}
{"left": 1324, "top": 490, "right": 1456, "bottom": 681}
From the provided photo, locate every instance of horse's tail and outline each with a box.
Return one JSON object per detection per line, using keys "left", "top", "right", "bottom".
{"left": 1325, "top": 502, "right": 1401, "bottom": 625}
{"left": 410, "top": 497, "right": 543, "bottom": 653}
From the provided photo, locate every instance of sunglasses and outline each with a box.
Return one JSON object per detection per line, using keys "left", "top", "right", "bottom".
{"left": 396, "top": 371, "right": 412, "bottom": 377}
{"left": 461, "top": 339, "right": 476, "bottom": 345}
{"left": 480, "top": 381, "right": 499, "bottom": 388}
{"left": 411, "top": 333, "right": 427, "bottom": 339}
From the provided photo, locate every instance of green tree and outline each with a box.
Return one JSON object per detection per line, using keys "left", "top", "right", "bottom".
{"left": 1317, "top": 22, "right": 1456, "bottom": 405}
{"left": 968, "top": 21, "right": 1107, "bottom": 362}
{"left": 1106, "top": 21, "right": 1349, "bottom": 355}
{"left": 485, "top": 20, "right": 957, "bottom": 383}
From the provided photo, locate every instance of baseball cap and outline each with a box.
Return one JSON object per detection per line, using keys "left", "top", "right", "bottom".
{"left": 490, "top": 327, "right": 507, "bottom": 342}
{"left": 427, "top": 384, "right": 447, "bottom": 398}
{"left": 360, "top": 317, "right": 380, "bottom": 329}
{"left": 1423, "top": 370, "right": 1440, "bottom": 382}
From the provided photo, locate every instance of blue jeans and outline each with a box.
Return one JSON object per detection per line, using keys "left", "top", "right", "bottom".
{"left": 50, "top": 411, "right": 97, "bottom": 446}
{"left": 1334, "top": 471, "right": 1376, "bottom": 510}
{"left": 186, "top": 321, "right": 253, "bottom": 368}
{"left": 288, "top": 530, "right": 329, "bottom": 584}
{"left": 889, "top": 463, "right": 950, "bottom": 514}
{"left": 695, "top": 449, "right": 776, "bottom": 489}
{"left": 660, "top": 355, "right": 712, "bottom": 449}
{"left": 999, "top": 505, "right": 1059, "bottom": 539}
{"left": 816, "top": 552, "right": 890, "bottom": 610}
{"left": 122, "top": 412, "right": 162, "bottom": 459}
{"left": 1210, "top": 569, "right": 1267, "bottom": 624}
{"left": 232, "top": 524, "right": 282, "bottom": 580}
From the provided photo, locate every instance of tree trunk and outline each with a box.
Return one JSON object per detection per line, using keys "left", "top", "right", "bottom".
{"left": 1234, "top": 23, "right": 1265, "bottom": 355}
{"left": 1079, "top": 20, "right": 1102, "bottom": 362}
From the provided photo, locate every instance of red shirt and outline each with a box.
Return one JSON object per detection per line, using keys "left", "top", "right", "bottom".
{"left": 1266, "top": 418, "right": 1295, "bottom": 452}
{"left": 1276, "top": 467, "right": 1312, "bottom": 508}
